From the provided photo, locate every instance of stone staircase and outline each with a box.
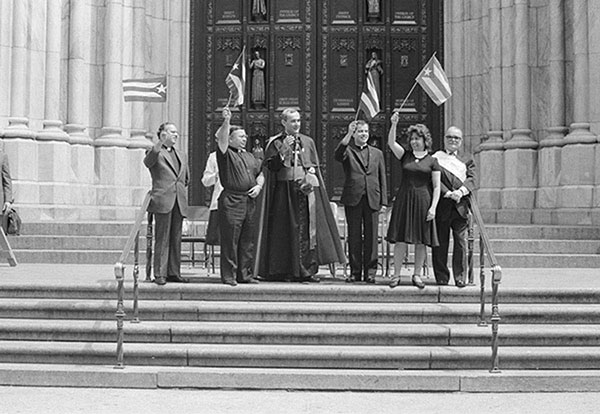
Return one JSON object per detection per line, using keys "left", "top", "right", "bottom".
{"left": 8, "top": 221, "right": 600, "bottom": 267}
{"left": 0, "top": 277, "right": 599, "bottom": 390}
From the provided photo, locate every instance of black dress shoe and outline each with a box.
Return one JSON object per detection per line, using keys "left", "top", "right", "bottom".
{"left": 154, "top": 276, "right": 167, "bottom": 286}
{"left": 222, "top": 280, "right": 238, "bottom": 286}
{"left": 412, "top": 275, "right": 425, "bottom": 289}
{"left": 389, "top": 277, "right": 400, "bottom": 288}
{"left": 455, "top": 279, "right": 466, "bottom": 288}
{"left": 345, "top": 276, "right": 356, "bottom": 283}
{"left": 238, "top": 278, "right": 259, "bottom": 284}
{"left": 166, "top": 275, "right": 189, "bottom": 283}
{"left": 365, "top": 276, "right": 376, "bottom": 284}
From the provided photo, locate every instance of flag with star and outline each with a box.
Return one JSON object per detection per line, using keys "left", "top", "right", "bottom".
{"left": 226, "top": 46, "right": 246, "bottom": 107}
{"left": 416, "top": 55, "right": 451, "bottom": 106}
{"left": 122, "top": 76, "right": 167, "bottom": 102}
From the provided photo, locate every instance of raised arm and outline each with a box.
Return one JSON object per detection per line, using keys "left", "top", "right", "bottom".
{"left": 387, "top": 112, "right": 405, "bottom": 160}
{"left": 215, "top": 108, "right": 231, "bottom": 154}
{"left": 334, "top": 121, "right": 357, "bottom": 162}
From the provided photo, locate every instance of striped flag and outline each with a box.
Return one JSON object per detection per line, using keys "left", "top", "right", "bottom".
{"left": 122, "top": 76, "right": 167, "bottom": 102}
{"left": 226, "top": 46, "right": 246, "bottom": 107}
{"left": 358, "top": 71, "right": 381, "bottom": 120}
{"left": 416, "top": 55, "right": 451, "bottom": 106}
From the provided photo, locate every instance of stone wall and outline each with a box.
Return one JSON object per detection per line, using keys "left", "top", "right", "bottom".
{"left": 444, "top": 0, "right": 600, "bottom": 225}
{"left": 0, "top": 0, "right": 190, "bottom": 221}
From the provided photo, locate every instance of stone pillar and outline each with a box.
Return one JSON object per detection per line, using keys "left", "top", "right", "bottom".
{"left": 4, "top": 0, "right": 35, "bottom": 139}
{"left": 478, "top": 0, "right": 504, "bottom": 221}
{"left": 95, "top": 0, "right": 126, "bottom": 147}
{"left": 501, "top": 0, "right": 537, "bottom": 223}
{"left": 559, "top": 0, "right": 597, "bottom": 224}
{"left": 38, "top": 0, "right": 69, "bottom": 143}
{"left": 128, "top": 0, "right": 151, "bottom": 150}
{"left": 65, "top": 0, "right": 92, "bottom": 145}
{"left": 536, "top": 0, "right": 567, "bottom": 223}
{"left": 35, "top": 0, "right": 74, "bottom": 221}
{"left": 65, "top": 0, "right": 95, "bottom": 220}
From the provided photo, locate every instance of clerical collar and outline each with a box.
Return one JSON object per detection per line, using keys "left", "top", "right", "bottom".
{"left": 163, "top": 146, "right": 173, "bottom": 152}
{"left": 229, "top": 146, "right": 246, "bottom": 152}
{"left": 351, "top": 142, "right": 368, "bottom": 151}
{"left": 447, "top": 150, "right": 457, "bottom": 156}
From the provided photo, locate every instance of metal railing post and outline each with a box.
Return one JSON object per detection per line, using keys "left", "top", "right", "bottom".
{"left": 132, "top": 231, "right": 140, "bottom": 323}
{"left": 114, "top": 262, "right": 126, "bottom": 369}
{"left": 478, "top": 234, "right": 487, "bottom": 326}
{"left": 467, "top": 211, "right": 474, "bottom": 285}
{"left": 490, "top": 265, "right": 502, "bottom": 373}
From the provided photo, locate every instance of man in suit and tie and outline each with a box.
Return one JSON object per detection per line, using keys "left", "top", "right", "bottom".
{"left": 0, "top": 148, "right": 13, "bottom": 218}
{"left": 144, "top": 122, "right": 189, "bottom": 285}
{"left": 432, "top": 126, "right": 476, "bottom": 287}
{"left": 334, "top": 120, "right": 387, "bottom": 283}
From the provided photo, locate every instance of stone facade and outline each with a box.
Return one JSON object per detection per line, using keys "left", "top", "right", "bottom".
{"left": 0, "top": 0, "right": 190, "bottom": 221}
{"left": 1, "top": 0, "right": 598, "bottom": 225}
{"left": 445, "top": 0, "right": 600, "bottom": 225}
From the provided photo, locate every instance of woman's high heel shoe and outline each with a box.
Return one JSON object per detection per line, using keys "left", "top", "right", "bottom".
{"left": 412, "top": 275, "right": 425, "bottom": 289}
{"left": 389, "top": 277, "right": 400, "bottom": 288}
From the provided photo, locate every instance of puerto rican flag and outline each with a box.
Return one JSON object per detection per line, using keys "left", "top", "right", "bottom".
{"left": 226, "top": 46, "right": 246, "bottom": 107}
{"left": 416, "top": 55, "right": 451, "bottom": 106}
{"left": 358, "top": 71, "right": 381, "bottom": 120}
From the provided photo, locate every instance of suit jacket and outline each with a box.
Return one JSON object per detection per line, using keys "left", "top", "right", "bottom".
{"left": 433, "top": 151, "right": 476, "bottom": 220}
{"left": 0, "top": 150, "right": 13, "bottom": 207}
{"left": 334, "top": 141, "right": 387, "bottom": 210}
{"left": 144, "top": 145, "right": 189, "bottom": 216}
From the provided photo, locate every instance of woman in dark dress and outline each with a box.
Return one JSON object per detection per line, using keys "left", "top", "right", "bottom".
{"left": 386, "top": 113, "right": 441, "bottom": 288}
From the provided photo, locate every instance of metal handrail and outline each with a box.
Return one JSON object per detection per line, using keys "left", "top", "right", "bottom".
{"left": 467, "top": 194, "right": 502, "bottom": 373}
{"left": 113, "top": 190, "right": 151, "bottom": 369}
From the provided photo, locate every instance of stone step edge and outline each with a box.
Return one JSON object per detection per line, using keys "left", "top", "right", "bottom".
{"left": 1, "top": 363, "right": 600, "bottom": 392}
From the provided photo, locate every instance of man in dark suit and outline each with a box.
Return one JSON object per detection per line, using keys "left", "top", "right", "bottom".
{"left": 432, "top": 126, "right": 476, "bottom": 287}
{"left": 0, "top": 148, "right": 12, "bottom": 218}
{"left": 144, "top": 122, "right": 189, "bottom": 285}
{"left": 334, "top": 120, "right": 387, "bottom": 283}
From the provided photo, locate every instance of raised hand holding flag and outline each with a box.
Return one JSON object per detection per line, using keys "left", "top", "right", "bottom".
{"left": 225, "top": 46, "right": 246, "bottom": 107}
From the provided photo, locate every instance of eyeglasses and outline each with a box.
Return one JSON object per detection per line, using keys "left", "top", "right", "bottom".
{"left": 445, "top": 135, "right": 462, "bottom": 140}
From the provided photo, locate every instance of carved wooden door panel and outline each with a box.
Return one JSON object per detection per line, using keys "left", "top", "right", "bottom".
{"left": 189, "top": 0, "right": 443, "bottom": 206}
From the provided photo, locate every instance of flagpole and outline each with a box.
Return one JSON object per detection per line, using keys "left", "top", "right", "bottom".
{"left": 393, "top": 81, "right": 418, "bottom": 113}
{"left": 354, "top": 108, "right": 360, "bottom": 121}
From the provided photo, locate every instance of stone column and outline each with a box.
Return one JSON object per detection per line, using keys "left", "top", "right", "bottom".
{"left": 501, "top": 0, "right": 537, "bottom": 223}
{"left": 65, "top": 0, "right": 92, "bottom": 144}
{"left": 38, "top": 0, "right": 69, "bottom": 143}
{"left": 65, "top": 0, "right": 95, "bottom": 220}
{"left": 4, "top": 0, "right": 35, "bottom": 139}
{"left": 35, "top": 0, "right": 74, "bottom": 221}
{"left": 128, "top": 0, "right": 151, "bottom": 150}
{"left": 559, "top": 0, "right": 597, "bottom": 224}
{"left": 95, "top": 0, "right": 126, "bottom": 147}
{"left": 478, "top": 0, "right": 504, "bottom": 220}
{"left": 536, "top": 0, "right": 567, "bottom": 222}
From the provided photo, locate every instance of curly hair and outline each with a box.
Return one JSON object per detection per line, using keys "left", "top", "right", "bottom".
{"left": 406, "top": 123, "right": 432, "bottom": 151}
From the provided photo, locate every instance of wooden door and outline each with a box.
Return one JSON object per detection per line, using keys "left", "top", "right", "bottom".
{"left": 189, "top": 0, "right": 443, "bottom": 206}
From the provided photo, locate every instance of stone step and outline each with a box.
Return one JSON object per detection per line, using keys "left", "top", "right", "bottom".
{"left": 0, "top": 341, "right": 598, "bottom": 369}
{"left": 7, "top": 235, "right": 146, "bottom": 250}
{"left": 0, "top": 319, "right": 598, "bottom": 347}
{"left": 477, "top": 224, "right": 600, "bottom": 240}
{"left": 18, "top": 222, "right": 142, "bottom": 236}
{"left": 0, "top": 299, "right": 598, "bottom": 324}
{"left": 8, "top": 234, "right": 600, "bottom": 255}
{"left": 1, "top": 282, "right": 599, "bottom": 304}
{"left": 3, "top": 363, "right": 600, "bottom": 392}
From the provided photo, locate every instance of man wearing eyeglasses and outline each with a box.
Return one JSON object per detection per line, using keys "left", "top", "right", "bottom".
{"left": 431, "top": 126, "right": 476, "bottom": 287}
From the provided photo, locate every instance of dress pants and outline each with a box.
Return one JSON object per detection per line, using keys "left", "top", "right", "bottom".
{"left": 153, "top": 200, "right": 183, "bottom": 279}
{"left": 218, "top": 191, "right": 256, "bottom": 283}
{"left": 432, "top": 208, "right": 468, "bottom": 285}
{"left": 344, "top": 195, "right": 379, "bottom": 281}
